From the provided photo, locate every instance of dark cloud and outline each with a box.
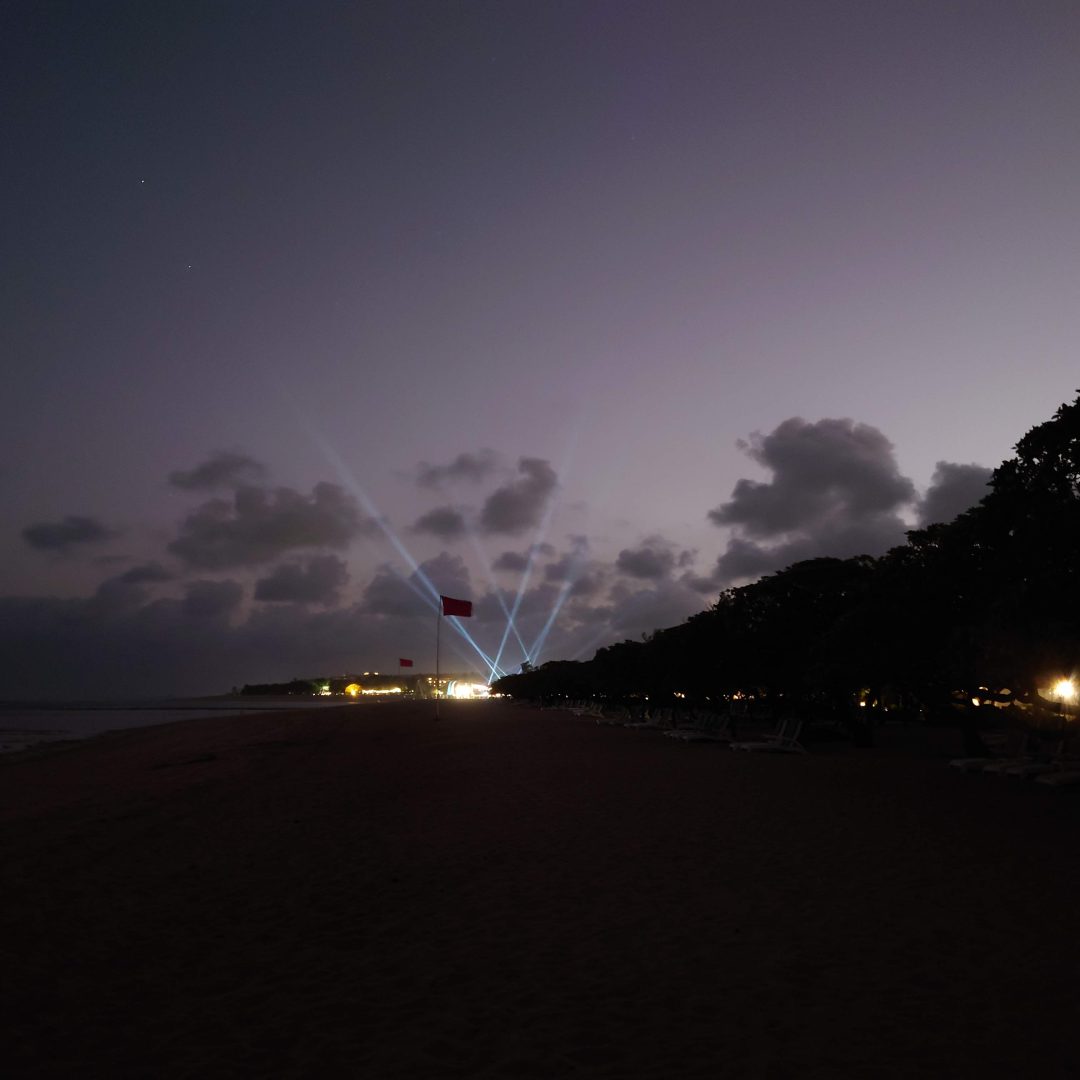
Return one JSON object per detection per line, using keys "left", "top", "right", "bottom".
{"left": 411, "top": 506, "right": 468, "bottom": 542}
{"left": 361, "top": 552, "right": 471, "bottom": 618}
{"left": 559, "top": 578, "right": 706, "bottom": 654}
{"left": 566, "top": 571, "right": 604, "bottom": 598}
{"left": 417, "top": 551, "right": 472, "bottom": 600}
{"left": 117, "top": 562, "right": 173, "bottom": 585}
{"left": 474, "top": 582, "right": 561, "bottom": 624}
{"left": 168, "top": 482, "right": 371, "bottom": 569}
{"left": 713, "top": 520, "right": 904, "bottom": 585}
{"left": 615, "top": 536, "right": 677, "bottom": 580}
{"left": 169, "top": 451, "right": 267, "bottom": 491}
{"left": 183, "top": 579, "right": 244, "bottom": 620}
{"left": 22, "top": 515, "right": 114, "bottom": 553}
{"left": 493, "top": 550, "right": 528, "bottom": 572}
{"left": 416, "top": 450, "right": 498, "bottom": 490}
{"left": 918, "top": 461, "right": 993, "bottom": 526}
{"left": 0, "top": 587, "right": 275, "bottom": 699}
{"left": 680, "top": 571, "right": 721, "bottom": 596}
{"left": 480, "top": 458, "right": 557, "bottom": 535}
{"left": 707, "top": 417, "right": 915, "bottom": 585}
{"left": 606, "top": 580, "right": 706, "bottom": 638}
{"left": 91, "top": 576, "right": 151, "bottom": 617}
{"left": 709, "top": 418, "right": 915, "bottom": 537}
{"left": 543, "top": 536, "right": 589, "bottom": 582}
{"left": 360, "top": 565, "right": 427, "bottom": 618}
{"left": 254, "top": 555, "right": 349, "bottom": 606}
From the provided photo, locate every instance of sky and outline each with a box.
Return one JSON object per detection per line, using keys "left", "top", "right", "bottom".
{"left": 3, "top": 0, "right": 1080, "bottom": 698}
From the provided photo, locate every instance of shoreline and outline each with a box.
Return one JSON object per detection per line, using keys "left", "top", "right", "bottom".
{"left": 0, "top": 696, "right": 368, "bottom": 754}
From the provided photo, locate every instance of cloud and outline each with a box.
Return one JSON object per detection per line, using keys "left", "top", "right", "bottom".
{"left": 0, "top": 585, "right": 260, "bottom": 699}
{"left": 480, "top": 457, "right": 557, "bottom": 535}
{"left": 411, "top": 506, "right": 468, "bottom": 541}
{"left": 168, "top": 451, "right": 268, "bottom": 491}
{"left": 22, "top": 515, "right": 115, "bottom": 553}
{"left": 168, "top": 482, "right": 372, "bottom": 569}
{"left": 116, "top": 562, "right": 173, "bottom": 585}
{"left": 615, "top": 535, "right": 679, "bottom": 580}
{"left": 605, "top": 579, "right": 706, "bottom": 638}
{"left": 360, "top": 565, "right": 427, "bottom": 618}
{"left": 183, "top": 579, "right": 244, "bottom": 619}
{"left": 495, "top": 541, "right": 558, "bottom": 571}
{"left": 416, "top": 450, "right": 498, "bottom": 489}
{"left": 918, "top": 461, "right": 993, "bottom": 526}
{"left": 493, "top": 550, "right": 528, "bottom": 572}
{"left": 416, "top": 551, "right": 472, "bottom": 601}
{"left": 709, "top": 418, "right": 915, "bottom": 536}
{"left": 254, "top": 555, "right": 349, "bottom": 606}
{"left": 361, "top": 552, "right": 472, "bottom": 618}
{"left": 707, "top": 417, "right": 916, "bottom": 585}
{"left": 540, "top": 538, "right": 604, "bottom": 599}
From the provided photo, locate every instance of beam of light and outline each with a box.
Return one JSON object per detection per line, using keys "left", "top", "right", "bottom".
{"left": 527, "top": 532, "right": 591, "bottom": 664}
{"left": 310, "top": 433, "right": 503, "bottom": 675}
{"left": 491, "top": 419, "right": 581, "bottom": 676}
{"left": 527, "top": 577, "right": 575, "bottom": 665}
{"left": 467, "top": 531, "right": 529, "bottom": 681}
{"left": 448, "top": 615, "right": 504, "bottom": 677}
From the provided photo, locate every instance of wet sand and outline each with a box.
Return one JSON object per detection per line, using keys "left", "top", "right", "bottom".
{"left": 3, "top": 700, "right": 1080, "bottom": 1078}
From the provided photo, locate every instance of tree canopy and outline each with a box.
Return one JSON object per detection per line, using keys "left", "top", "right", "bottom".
{"left": 494, "top": 391, "right": 1080, "bottom": 714}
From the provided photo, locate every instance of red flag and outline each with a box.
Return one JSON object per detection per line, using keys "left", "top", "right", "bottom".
{"left": 440, "top": 595, "right": 472, "bottom": 617}
{"left": 398, "top": 658, "right": 414, "bottom": 667}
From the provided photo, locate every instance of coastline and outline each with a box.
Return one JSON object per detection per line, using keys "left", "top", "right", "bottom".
{"left": 0, "top": 696, "right": 359, "bottom": 753}
{"left": 3, "top": 700, "right": 1080, "bottom": 1076}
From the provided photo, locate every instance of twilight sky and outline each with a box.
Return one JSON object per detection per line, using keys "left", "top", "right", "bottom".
{"left": 4, "top": 1, "right": 1079, "bottom": 698}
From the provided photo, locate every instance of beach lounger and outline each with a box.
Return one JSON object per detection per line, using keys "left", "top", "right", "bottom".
{"left": 997, "top": 759, "right": 1063, "bottom": 778}
{"left": 730, "top": 718, "right": 805, "bottom": 753}
{"left": 1036, "top": 771, "right": 1080, "bottom": 788}
{"left": 623, "top": 712, "right": 666, "bottom": 730}
{"left": 665, "top": 712, "right": 731, "bottom": 743}
{"left": 949, "top": 731, "right": 1015, "bottom": 772}
{"left": 596, "top": 705, "right": 632, "bottom": 725}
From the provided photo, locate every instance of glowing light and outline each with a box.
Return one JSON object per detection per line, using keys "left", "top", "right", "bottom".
{"left": 346, "top": 683, "right": 361, "bottom": 697}
{"left": 361, "top": 686, "right": 403, "bottom": 695}
{"left": 1054, "top": 678, "right": 1076, "bottom": 702}
{"left": 446, "top": 681, "right": 491, "bottom": 699}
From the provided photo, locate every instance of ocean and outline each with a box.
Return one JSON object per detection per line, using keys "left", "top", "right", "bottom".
{"left": 0, "top": 697, "right": 357, "bottom": 753}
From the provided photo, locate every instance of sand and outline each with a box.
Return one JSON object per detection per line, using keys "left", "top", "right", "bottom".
{"left": 3, "top": 700, "right": 1080, "bottom": 1078}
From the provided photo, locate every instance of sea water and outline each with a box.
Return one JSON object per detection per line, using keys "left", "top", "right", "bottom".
{"left": 0, "top": 697, "right": 356, "bottom": 753}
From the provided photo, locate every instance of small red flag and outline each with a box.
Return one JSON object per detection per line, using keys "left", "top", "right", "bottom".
{"left": 440, "top": 595, "right": 472, "bottom": 617}
{"left": 399, "top": 658, "right": 414, "bottom": 667}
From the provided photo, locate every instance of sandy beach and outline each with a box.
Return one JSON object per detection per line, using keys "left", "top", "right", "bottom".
{"left": 3, "top": 701, "right": 1080, "bottom": 1078}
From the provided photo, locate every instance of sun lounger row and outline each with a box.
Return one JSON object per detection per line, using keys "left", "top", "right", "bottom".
{"left": 949, "top": 733, "right": 1080, "bottom": 788}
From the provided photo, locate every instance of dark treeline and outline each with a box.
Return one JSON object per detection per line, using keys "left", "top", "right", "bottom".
{"left": 494, "top": 393, "right": 1080, "bottom": 731}
{"left": 239, "top": 679, "right": 320, "bottom": 696}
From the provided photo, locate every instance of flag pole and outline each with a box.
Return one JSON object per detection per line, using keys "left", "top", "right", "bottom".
{"left": 434, "top": 602, "right": 441, "bottom": 721}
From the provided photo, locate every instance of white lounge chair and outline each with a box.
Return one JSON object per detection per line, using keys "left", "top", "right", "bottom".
{"left": 949, "top": 731, "right": 1014, "bottom": 772}
{"left": 1036, "top": 769, "right": 1080, "bottom": 788}
{"left": 666, "top": 712, "right": 731, "bottom": 743}
{"left": 731, "top": 717, "right": 805, "bottom": 753}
